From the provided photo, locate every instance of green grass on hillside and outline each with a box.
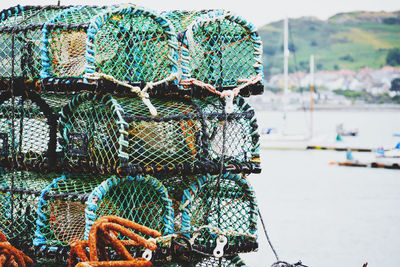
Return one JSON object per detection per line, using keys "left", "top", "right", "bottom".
{"left": 259, "top": 16, "right": 400, "bottom": 77}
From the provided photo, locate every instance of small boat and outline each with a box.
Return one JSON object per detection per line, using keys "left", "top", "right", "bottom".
{"left": 376, "top": 142, "right": 400, "bottom": 158}
{"left": 336, "top": 123, "right": 358, "bottom": 136}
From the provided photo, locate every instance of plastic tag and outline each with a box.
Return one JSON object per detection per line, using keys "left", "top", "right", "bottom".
{"left": 224, "top": 90, "right": 234, "bottom": 114}
{"left": 213, "top": 235, "right": 227, "bottom": 258}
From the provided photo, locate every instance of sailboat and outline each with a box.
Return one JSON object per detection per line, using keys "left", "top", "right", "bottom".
{"left": 261, "top": 17, "right": 315, "bottom": 149}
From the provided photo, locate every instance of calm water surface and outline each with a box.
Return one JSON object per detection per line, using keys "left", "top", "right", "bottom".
{"left": 242, "top": 110, "right": 400, "bottom": 267}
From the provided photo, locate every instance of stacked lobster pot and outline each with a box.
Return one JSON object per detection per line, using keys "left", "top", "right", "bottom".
{"left": 0, "top": 3, "right": 264, "bottom": 266}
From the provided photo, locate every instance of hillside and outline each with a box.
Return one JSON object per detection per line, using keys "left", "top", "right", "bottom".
{"left": 259, "top": 10, "right": 400, "bottom": 77}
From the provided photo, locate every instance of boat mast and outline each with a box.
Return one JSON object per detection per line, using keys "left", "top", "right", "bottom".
{"left": 309, "top": 54, "right": 314, "bottom": 138}
{"left": 283, "top": 17, "right": 289, "bottom": 130}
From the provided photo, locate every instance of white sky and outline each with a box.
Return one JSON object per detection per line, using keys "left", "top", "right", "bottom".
{"left": 1, "top": 0, "right": 399, "bottom": 26}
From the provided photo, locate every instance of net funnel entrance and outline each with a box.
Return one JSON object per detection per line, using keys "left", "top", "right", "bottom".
{"left": 34, "top": 173, "right": 106, "bottom": 249}
{"left": 0, "top": 89, "right": 57, "bottom": 172}
{"left": 180, "top": 11, "right": 263, "bottom": 96}
{"left": 59, "top": 92, "right": 126, "bottom": 174}
{"left": 84, "top": 175, "right": 174, "bottom": 239}
{"left": 41, "top": 6, "right": 111, "bottom": 79}
{"left": 180, "top": 173, "right": 258, "bottom": 258}
{"left": 0, "top": 5, "right": 69, "bottom": 80}
{"left": 0, "top": 170, "right": 55, "bottom": 246}
{"left": 120, "top": 95, "right": 260, "bottom": 176}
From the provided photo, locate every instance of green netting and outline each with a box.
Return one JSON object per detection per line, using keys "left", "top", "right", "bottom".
{"left": 0, "top": 170, "right": 55, "bottom": 243}
{"left": 0, "top": 90, "right": 57, "bottom": 171}
{"left": 59, "top": 92, "right": 124, "bottom": 174}
{"left": 42, "top": 6, "right": 111, "bottom": 78}
{"left": 180, "top": 11, "right": 263, "bottom": 89}
{"left": 119, "top": 97, "right": 202, "bottom": 170}
{"left": 39, "top": 92, "right": 75, "bottom": 113}
{"left": 154, "top": 255, "right": 246, "bottom": 267}
{"left": 59, "top": 93, "right": 260, "bottom": 175}
{"left": 193, "top": 96, "right": 259, "bottom": 166}
{"left": 0, "top": 6, "right": 68, "bottom": 79}
{"left": 180, "top": 173, "right": 258, "bottom": 253}
{"left": 85, "top": 175, "right": 174, "bottom": 239}
{"left": 85, "top": 4, "right": 179, "bottom": 84}
{"left": 162, "top": 10, "right": 219, "bottom": 33}
{"left": 35, "top": 173, "right": 107, "bottom": 248}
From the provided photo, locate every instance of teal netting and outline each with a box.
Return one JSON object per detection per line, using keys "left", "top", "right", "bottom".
{"left": 59, "top": 93, "right": 260, "bottom": 175}
{"left": 0, "top": 6, "right": 69, "bottom": 79}
{"left": 35, "top": 173, "right": 107, "bottom": 248}
{"left": 85, "top": 5, "right": 179, "bottom": 84}
{"left": 85, "top": 175, "right": 174, "bottom": 239}
{"left": 42, "top": 6, "right": 111, "bottom": 78}
{"left": 180, "top": 173, "right": 258, "bottom": 254}
{"left": 0, "top": 170, "right": 56, "bottom": 243}
{"left": 180, "top": 11, "right": 263, "bottom": 89}
{"left": 0, "top": 90, "right": 57, "bottom": 171}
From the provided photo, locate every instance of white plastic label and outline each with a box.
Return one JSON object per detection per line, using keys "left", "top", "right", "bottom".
{"left": 224, "top": 90, "right": 234, "bottom": 114}
{"left": 213, "top": 235, "right": 228, "bottom": 258}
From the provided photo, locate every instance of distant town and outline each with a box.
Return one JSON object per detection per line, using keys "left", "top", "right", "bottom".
{"left": 250, "top": 66, "right": 400, "bottom": 110}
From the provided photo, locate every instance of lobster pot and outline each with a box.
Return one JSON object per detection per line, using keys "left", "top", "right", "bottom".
{"left": 0, "top": 170, "right": 55, "bottom": 245}
{"left": 84, "top": 175, "right": 174, "bottom": 239}
{"left": 192, "top": 96, "right": 260, "bottom": 173}
{"left": 120, "top": 95, "right": 260, "bottom": 175}
{"left": 0, "top": 90, "right": 57, "bottom": 171}
{"left": 41, "top": 6, "right": 111, "bottom": 79}
{"left": 59, "top": 93, "right": 124, "bottom": 174}
{"left": 34, "top": 173, "right": 106, "bottom": 248}
{"left": 180, "top": 173, "right": 258, "bottom": 257}
{"left": 84, "top": 4, "right": 179, "bottom": 85}
{"left": 59, "top": 93, "right": 260, "bottom": 175}
{"left": 181, "top": 11, "right": 264, "bottom": 95}
{"left": 0, "top": 5, "right": 67, "bottom": 80}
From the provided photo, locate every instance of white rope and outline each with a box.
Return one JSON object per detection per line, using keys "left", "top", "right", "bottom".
{"left": 84, "top": 72, "right": 180, "bottom": 116}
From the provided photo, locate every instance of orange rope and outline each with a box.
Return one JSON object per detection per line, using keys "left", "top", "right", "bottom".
{"left": 69, "top": 216, "right": 161, "bottom": 267}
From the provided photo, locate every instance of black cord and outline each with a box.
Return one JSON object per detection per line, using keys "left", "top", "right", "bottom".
{"left": 258, "top": 209, "right": 280, "bottom": 261}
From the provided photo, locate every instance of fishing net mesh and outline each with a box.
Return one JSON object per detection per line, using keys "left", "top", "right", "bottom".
{"left": 0, "top": 170, "right": 55, "bottom": 242}
{"left": 0, "top": 93, "right": 51, "bottom": 169}
{"left": 60, "top": 93, "right": 122, "bottom": 174}
{"left": 181, "top": 173, "right": 257, "bottom": 248}
{"left": 0, "top": 6, "right": 68, "bottom": 79}
{"left": 154, "top": 255, "right": 246, "bottom": 267}
{"left": 45, "top": 7, "right": 107, "bottom": 78}
{"left": 194, "top": 97, "right": 257, "bottom": 163}
{"left": 162, "top": 10, "right": 215, "bottom": 33}
{"left": 91, "top": 9, "right": 175, "bottom": 83}
{"left": 119, "top": 97, "right": 202, "bottom": 169}
{"left": 184, "top": 17, "right": 258, "bottom": 88}
{"left": 60, "top": 94, "right": 259, "bottom": 175}
{"left": 86, "top": 175, "right": 173, "bottom": 238}
{"left": 37, "top": 174, "right": 107, "bottom": 247}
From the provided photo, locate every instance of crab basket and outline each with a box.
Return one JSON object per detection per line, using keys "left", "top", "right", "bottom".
{"left": 41, "top": 4, "right": 180, "bottom": 92}
{"left": 0, "top": 89, "right": 57, "bottom": 172}
{"left": 0, "top": 5, "right": 68, "bottom": 81}
{"left": 84, "top": 174, "right": 174, "bottom": 240}
{"left": 0, "top": 170, "right": 56, "bottom": 247}
{"left": 180, "top": 11, "right": 264, "bottom": 96}
{"left": 59, "top": 93, "right": 260, "bottom": 176}
{"left": 41, "top": 6, "right": 111, "bottom": 80}
{"left": 34, "top": 173, "right": 106, "bottom": 249}
{"left": 179, "top": 173, "right": 258, "bottom": 260}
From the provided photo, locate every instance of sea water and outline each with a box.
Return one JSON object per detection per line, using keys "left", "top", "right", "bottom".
{"left": 242, "top": 110, "right": 400, "bottom": 267}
